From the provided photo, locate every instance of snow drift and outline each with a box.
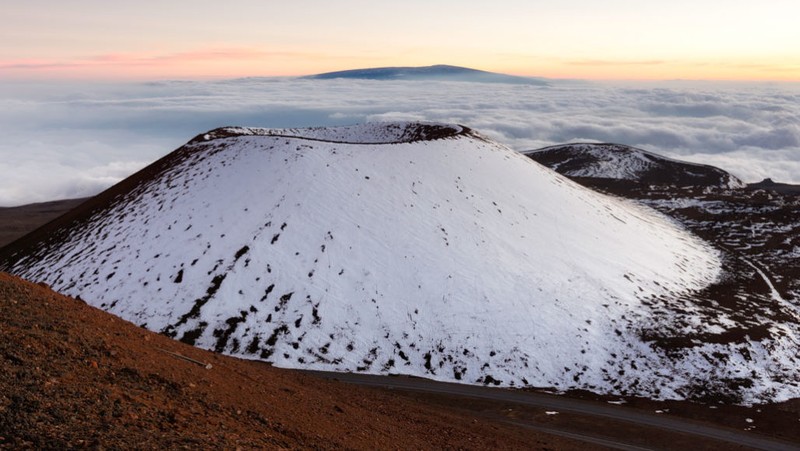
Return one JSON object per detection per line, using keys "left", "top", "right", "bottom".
{"left": 3, "top": 122, "right": 796, "bottom": 402}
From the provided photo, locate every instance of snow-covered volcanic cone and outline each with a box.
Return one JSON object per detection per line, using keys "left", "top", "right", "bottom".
{"left": 3, "top": 122, "right": 760, "bottom": 400}
{"left": 525, "top": 143, "right": 745, "bottom": 189}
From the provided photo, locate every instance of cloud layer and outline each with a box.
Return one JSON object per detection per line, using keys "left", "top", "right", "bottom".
{"left": 1, "top": 78, "right": 799, "bottom": 206}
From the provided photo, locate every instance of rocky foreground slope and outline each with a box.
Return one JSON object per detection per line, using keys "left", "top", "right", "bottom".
{"left": 2, "top": 122, "right": 798, "bottom": 404}
{"left": 1, "top": 272, "right": 569, "bottom": 449}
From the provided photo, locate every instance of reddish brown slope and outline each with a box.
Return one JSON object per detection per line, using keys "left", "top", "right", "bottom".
{"left": 0, "top": 272, "right": 585, "bottom": 450}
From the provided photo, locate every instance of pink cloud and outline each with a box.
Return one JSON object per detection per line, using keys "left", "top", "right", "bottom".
{"left": 0, "top": 48, "right": 322, "bottom": 73}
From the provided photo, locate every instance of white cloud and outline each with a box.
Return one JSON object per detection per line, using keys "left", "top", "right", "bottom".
{"left": 680, "top": 148, "right": 800, "bottom": 184}
{"left": 1, "top": 78, "right": 799, "bottom": 206}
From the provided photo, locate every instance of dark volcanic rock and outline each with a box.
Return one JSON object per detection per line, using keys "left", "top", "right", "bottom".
{"left": 525, "top": 143, "right": 744, "bottom": 189}
{"left": 748, "top": 178, "right": 800, "bottom": 195}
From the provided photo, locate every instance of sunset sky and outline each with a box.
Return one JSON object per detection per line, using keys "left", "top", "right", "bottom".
{"left": 2, "top": 0, "right": 799, "bottom": 81}
{"left": 3, "top": 1, "right": 800, "bottom": 207}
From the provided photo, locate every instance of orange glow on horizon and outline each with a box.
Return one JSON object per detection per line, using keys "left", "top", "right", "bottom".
{"left": 1, "top": 49, "right": 798, "bottom": 83}
{"left": 3, "top": 1, "right": 799, "bottom": 83}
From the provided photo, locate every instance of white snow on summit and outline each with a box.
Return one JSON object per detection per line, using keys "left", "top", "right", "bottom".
{"left": 526, "top": 143, "right": 746, "bottom": 189}
{"left": 7, "top": 122, "right": 798, "bottom": 402}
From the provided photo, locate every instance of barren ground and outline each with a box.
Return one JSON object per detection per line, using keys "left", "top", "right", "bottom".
{"left": 1, "top": 272, "right": 591, "bottom": 449}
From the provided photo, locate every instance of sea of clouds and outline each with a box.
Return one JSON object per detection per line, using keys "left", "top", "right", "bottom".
{"left": 1, "top": 77, "right": 798, "bottom": 206}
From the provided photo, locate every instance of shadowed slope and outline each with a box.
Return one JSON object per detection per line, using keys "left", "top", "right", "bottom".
{"left": 0, "top": 198, "right": 86, "bottom": 247}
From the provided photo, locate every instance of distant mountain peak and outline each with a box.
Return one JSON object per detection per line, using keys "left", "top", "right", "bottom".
{"left": 303, "top": 65, "right": 548, "bottom": 85}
